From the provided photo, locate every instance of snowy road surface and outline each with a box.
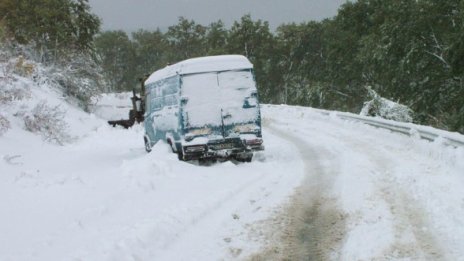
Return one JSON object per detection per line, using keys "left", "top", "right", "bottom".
{"left": 253, "top": 106, "right": 464, "bottom": 260}
{"left": 1, "top": 101, "right": 464, "bottom": 260}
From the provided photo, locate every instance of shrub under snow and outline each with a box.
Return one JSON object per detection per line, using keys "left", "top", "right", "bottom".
{"left": 0, "top": 114, "right": 10, "bottom": 136}
{"left": 23, "top": 101, "right": 70, "bottom": 145}
{"left": 0, "top": 43, "right": 107, "bottom": 144}
{"left": 360, "top": 87, "right": 414, "bottom": 123}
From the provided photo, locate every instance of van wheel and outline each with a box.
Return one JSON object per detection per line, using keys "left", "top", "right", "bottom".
{"left": 144, "top": 137, "right": 152, "bottom": 153}
{"left": 167, "top": 139, "right": 176, "bottom": 153}
{"left": 235, "top": 154, "right": 253, "bottom": 163}
{"left": 177, "top": 151, "right": 184, "bottom": 161}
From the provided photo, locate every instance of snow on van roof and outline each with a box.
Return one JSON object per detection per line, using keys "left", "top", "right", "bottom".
{"left": 145, "top": 55, "right": 253, "bottom": 85}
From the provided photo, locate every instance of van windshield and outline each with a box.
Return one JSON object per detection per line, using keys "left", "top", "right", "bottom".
{"left": 181, "top": 70, "right": 259, "bottom": 129}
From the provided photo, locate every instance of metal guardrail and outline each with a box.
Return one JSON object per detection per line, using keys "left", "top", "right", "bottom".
{"left": 264, "top": 105, "right": 464, "bottom": 148}
{"left": 335, "top": 113, "right": 464, "bottom": 148}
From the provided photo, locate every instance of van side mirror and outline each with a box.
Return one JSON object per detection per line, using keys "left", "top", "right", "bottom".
{"left": 243, "top": 97, "right": 257, "bottom": 108}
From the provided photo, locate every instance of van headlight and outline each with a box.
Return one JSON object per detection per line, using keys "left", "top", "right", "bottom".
{"left": 189, "top": 127, "right": 211, "bottom": 136}
{"left": 245, "top": 138, "right": 263, "bottom": 146}
{"left": 234, "top": 124, "right": 259, "bottom": 133}
{"left": 185, "top": 127, "right": 211, "bottom": 141}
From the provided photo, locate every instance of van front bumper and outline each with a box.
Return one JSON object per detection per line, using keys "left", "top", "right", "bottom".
{"left": 182, "top": 138, "right": 262, "bottom": 161}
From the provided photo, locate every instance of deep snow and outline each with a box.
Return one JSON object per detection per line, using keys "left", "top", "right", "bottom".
{"left": 2, "top": 85, "right": 464, "bottom": 260}
{"left": 1, "top": 88, "right": 304, "bottom": 260}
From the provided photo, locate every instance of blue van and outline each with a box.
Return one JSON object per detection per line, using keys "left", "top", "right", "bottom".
{"left": 143, "top": 55, "right": 264, "bottom": 161}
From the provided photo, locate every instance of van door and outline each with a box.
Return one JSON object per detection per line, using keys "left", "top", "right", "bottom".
{"left": 217, "top": 70, "right": 260, "bottom": 136}
{"left": 181, "top": 73, "right": 222, "bottom": 131}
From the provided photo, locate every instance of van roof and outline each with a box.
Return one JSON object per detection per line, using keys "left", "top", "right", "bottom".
{"left": 145, "top": 55, "right": 253, "bottom": 85}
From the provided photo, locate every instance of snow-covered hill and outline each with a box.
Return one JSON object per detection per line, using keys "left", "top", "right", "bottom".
{"left": 1, "top": 67, "right": 464, "bottom": 260}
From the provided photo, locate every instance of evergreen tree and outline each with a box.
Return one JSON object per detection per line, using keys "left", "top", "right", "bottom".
{"left": 94, "top": 31, "right": 136, "bottom": 92}
{"left": 132, "top": 29, "right": 169, "bottom": 78}
{"left": 70, "top": 0, "right": 101, "bottom": 51}
{"left": 166, "top": 17, "right": 207, "bottom": 62}
{"left": 0, "top": 0, "right": 100, "bottom": 61}
{"left": 206, "top": 20, "right": 228, "bottom": 55}
{"left": 276, "top": 21, "right": 328, "bottom": 106}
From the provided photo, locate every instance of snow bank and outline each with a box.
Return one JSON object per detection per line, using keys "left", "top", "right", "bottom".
{"left": 0, "top": 121, "right": 304, "bottom": 260}
{"left": 1, "top": 77, "right": 303, "bottom": 260}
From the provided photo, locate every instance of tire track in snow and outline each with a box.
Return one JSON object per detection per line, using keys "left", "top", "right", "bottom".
{"left": 249, "top": 120, "right": 347, "bottom": 260}
{"left": 280, "top": 109, "right": 446, "bottom": 260}
{"left": 340, "top": 136, "right": 446, "bottom": 260}
{"left": 253, "top": 111, "right": 447, "bottom": 260}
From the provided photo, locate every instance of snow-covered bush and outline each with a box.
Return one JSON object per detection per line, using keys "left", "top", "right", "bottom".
{"left": 360, "top": 87, "right": 414, "bottom": 123}
{"left": 0, "top": 40, "right": 107, "bottom": 144}
{"left": 0, "top": 83, "right": 32, "bottom": 104}
{"left": 45, "top": 54, "right": 106, "bottom": 111}
{"left": 23, "top": 101, "right": 70, "bottom": 145}
{"left": 12, "top": 55, "right": 36, "bottom": 77}
{"left": 0, "top": 61, "right": 32, "bottom": 104}
{"left": 1, "top": 42, "right": 106, "bottom": 111}
{"left": 0, "top": 114, "right": 10, "bottom": 136}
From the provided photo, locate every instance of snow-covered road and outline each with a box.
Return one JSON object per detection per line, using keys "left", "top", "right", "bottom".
{"left": 254, "top": 106, "right": 464, "bottom": 260}
{"left": 1, "top": 100, "right": 464, "bottom": 260}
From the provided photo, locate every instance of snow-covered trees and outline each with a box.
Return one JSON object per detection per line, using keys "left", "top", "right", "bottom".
{"left": 94, "top": 31, "right": 136, "bottom": 92}
{"left": 166, "top": 17, "right": 208, "bottom": 61}
{"left": 88, "top": 2, "right": 463, "bottom": 133}
{"left": 0, "top": 0, "right": 100, "bottom": 60}
{"left": 0, "top": 0, "right": 105, "bottom": 110}
{"left": 269, "top": 0, "right": 463, "bottom": 132}
{"left": 352, "top": 0, "right": 464, "bottom": 132}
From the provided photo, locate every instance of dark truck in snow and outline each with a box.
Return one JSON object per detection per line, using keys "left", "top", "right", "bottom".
{"left": 143, "top": 55, "right": 264, "bottom": 161}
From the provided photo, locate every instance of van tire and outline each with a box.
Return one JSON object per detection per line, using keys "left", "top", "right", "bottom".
{"left": 144, "top": 137, "right": 152, "bottom": 153}
{"left": 177, "top": 151, "right": 184, "bottom": 161}
{"left": 167, "top": 139, "right": 176, "bottom": 153}
{"left": 235, "top": 154, "right": 253, "bottom": 163}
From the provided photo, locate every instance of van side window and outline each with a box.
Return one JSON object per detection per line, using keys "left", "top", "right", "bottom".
{"left": 148, "top": 75, "right": 179, "bottom": 111}
{"left": 145, "top": 94, "right": 151, "bottom": 112}
{"left": 152, "top": 97, "right": 163, "bottom": 110}
{"left": 162, "top": 76, "right": 179, "bottom": 96}
{"left": 164, "top": 95, "right": 178, "bottom": 106}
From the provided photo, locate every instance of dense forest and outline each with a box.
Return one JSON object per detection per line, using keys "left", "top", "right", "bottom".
{"left": 1, "top": 0, "right": 463, "bottom": 133}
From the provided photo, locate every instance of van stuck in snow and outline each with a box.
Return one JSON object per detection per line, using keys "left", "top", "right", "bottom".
{"left": 143, "top": 55, "right": 264, "bottom": 161}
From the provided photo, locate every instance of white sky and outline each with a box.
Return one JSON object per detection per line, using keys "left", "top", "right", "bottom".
{"left": 88, "top": 0, "right": 347, "bottom": 32}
